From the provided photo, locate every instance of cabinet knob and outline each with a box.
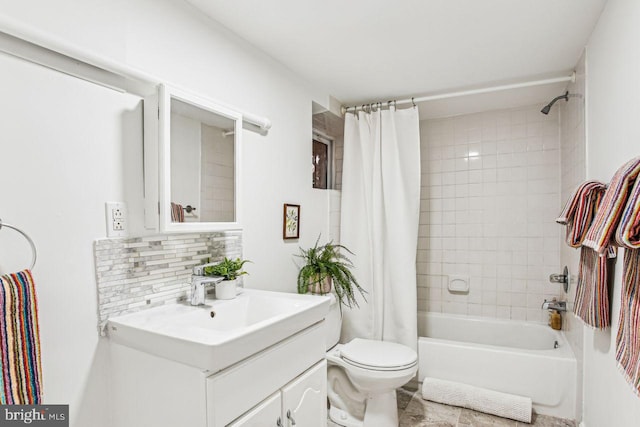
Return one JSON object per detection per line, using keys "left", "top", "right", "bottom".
{"left": 286, "top": 410, "right": 296, "bottom": 426}
{"left": 276, "top": 416, "right": 283, "bottom": 427}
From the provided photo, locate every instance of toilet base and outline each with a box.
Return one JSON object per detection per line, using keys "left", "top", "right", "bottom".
{"left": 363, "top": 390, "right": 398, "bottom": 427}
{"left": 329, "top": 406, "right": 363, "bottom": 427}
{"left": 329, "top": 390, "right": 399, "bottom": 427}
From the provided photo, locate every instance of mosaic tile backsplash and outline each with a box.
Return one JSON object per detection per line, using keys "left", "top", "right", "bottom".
{"left": 94, "top": 231, "right": 242, "bottom": 332}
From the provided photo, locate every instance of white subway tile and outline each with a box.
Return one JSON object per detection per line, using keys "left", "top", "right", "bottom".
{"left": 481, "top": 305, "right": 497, "bottom": 318}
{"left": 496, "top": 306, "right": 511, "bottom": 319}
{"left": 467, "top": 304, "right": 482, "bottom": 316}
{"left": 496, "top": 126, "right": 510, "bottom": 140}
{"left": 526, "top": 309, "right": 544, "bottom": 323}
{"left": 469, "top": 170, "right": 483, "bottom": 184}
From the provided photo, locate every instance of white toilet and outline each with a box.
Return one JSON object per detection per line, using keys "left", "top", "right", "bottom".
{"left": 325, "top": 295, "right": 418, "bottom": 427}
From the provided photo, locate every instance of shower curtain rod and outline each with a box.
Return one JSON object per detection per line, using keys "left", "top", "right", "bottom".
{"left": 340, "top": 73, "right": 575, "bottom": 115}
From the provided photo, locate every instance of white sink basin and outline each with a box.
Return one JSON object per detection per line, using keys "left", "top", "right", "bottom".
{"left": 108, "top": 289, "right": 330, "bottom": 373}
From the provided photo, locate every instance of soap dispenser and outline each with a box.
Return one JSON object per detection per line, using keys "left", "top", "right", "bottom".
{"left": 549, "top": 310, "right": 562, "bottom": 331}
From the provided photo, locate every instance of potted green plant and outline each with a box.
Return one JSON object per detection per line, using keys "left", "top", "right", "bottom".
{"left": 296, "top": 237, "right": 366, "bottom": 310}
{"left": 204, "top": 257, "right": 250, "bottom": 300}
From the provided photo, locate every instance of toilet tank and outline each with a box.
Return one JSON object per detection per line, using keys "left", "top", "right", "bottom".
{"left": 325, "top": 293, "right": 341, "bottom": 350}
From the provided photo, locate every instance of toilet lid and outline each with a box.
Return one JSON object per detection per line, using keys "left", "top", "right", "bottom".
{"left": 340, "top": 338, "right": 417, "bottom": 371}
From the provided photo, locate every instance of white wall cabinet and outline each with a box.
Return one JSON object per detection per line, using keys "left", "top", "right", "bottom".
{"left": 228, "top": 361, "right": 327, "bottom": 427}
{"left": 144, "top": 84, "right": 243, "bottom": 233}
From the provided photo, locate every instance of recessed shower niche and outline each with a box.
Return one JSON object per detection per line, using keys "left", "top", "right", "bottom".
{"left": 144, "top": 85, "right": 243, "bottom": 232}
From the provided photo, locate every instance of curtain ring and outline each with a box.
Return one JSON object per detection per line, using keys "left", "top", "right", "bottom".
{"left": 412, "top": 97, "right": 416, "bottom": 108}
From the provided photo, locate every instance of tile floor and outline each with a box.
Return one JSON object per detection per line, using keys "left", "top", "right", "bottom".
{"left": 328, "top": 388, "right": 576, "bottom": 427}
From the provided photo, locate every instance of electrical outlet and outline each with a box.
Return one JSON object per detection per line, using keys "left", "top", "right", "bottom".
{"left": 105, "top": 202, "right": 128, "bottom": 238}
{"left": 112, "top": 208, "right": 124, "bottom": 220}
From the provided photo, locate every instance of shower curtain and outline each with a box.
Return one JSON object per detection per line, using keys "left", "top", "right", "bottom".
{"left": 340, "top": 106, "right": 421, "bottom": 350}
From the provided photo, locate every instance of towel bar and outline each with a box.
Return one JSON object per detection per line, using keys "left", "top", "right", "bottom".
{"left": 0, "top": 219, "right": 37, "bottom": 270}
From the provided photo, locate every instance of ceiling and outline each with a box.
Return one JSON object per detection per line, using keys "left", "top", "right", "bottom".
{"left": 184, "top": 0, "right": 606, "bottom": 118}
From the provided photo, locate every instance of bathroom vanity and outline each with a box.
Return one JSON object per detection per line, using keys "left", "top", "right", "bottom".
{"left": 108, "top": 290, "right": 329, "bottom": 426}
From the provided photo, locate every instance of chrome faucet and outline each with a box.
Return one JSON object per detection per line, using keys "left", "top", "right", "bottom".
{"left": 541, "top": 299, "right": 567, "bottom": 312}
{"left": 190, "top": 265, "right": 224, "bottom": 306}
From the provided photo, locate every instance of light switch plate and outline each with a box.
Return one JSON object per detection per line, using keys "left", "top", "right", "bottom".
{"left": 105, "top": 202, "right": 128, "bottom": 238}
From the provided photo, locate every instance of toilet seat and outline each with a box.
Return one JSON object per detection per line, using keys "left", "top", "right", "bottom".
{"left": 339, "top": 338, "right": 417, "bottom": 371}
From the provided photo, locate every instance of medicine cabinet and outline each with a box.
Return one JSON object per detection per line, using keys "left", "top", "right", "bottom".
{"left": 144, "top": 84, "right": 243, "bottom": 232}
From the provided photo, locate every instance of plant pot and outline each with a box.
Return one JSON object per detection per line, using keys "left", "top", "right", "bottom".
{"left": 309, "top": 276, "right": 332, "bottom": 295}
{"left": 216, "top": 279, "right": 237, "bottom": 300}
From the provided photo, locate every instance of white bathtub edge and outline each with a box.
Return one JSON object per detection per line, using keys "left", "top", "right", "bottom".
{"left": 418, "top": 313, "right": 577, "bottom": 420}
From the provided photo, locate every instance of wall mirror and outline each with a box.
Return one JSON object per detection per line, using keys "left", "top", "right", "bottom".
{"left": 157, "top": 85, "right": 242, "bottom": 232}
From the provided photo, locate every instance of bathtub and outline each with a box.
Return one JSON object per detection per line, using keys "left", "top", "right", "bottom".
{"left": 417, "top": 311, "right": 576, "bottom": 419}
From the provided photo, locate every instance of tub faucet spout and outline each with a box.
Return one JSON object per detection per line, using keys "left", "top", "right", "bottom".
{"left": 541, "top": 299, "right": 567, "bottom": 312}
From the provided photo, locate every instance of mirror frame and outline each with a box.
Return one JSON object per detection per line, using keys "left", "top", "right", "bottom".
{"left": 158, "top": 84, "right": 243, "bottom": 232}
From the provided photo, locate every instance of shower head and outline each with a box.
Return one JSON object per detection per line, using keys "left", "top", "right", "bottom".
{"left": 541, "top": 91, "right": 569, "bottom": 115}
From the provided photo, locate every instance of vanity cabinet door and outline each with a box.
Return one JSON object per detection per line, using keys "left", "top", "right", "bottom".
{"left": 228, "top": 392, "right": 282, "bottom": 427}
{"left": 281, "top": 360, "right": 327, "bottom": 427}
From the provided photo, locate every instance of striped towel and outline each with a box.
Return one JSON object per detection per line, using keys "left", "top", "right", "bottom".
{"left": 584, "top": 157, "right": 640, "bottom": 255}
{"left": 617, "top": 250, "right": 640, "bottom": 396}
{"left": 171, "top": 202, "right": 184, "bottom": 223}
{"left": 614, "top": 176, "right": 640, "bottom": 396}
{"left": 0, "top": 270, "right": 42, "bottom": 404}
{"left": 557, "top": 180, "right": 607, "bottom": 247}
{"left": 574, "top": 246, "right": 615, "bottom": 328}
{"left": 557, "top": 180, "right": 614, "bottom": 328}
{"left": 615, "top": 174, "right": 640, "bottom": 248}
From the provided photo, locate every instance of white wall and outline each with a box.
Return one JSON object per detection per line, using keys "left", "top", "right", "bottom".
{"left": 0, "top": 0, "right": 332, "bottom": 425}
{"left": 559, "top": 52, "right": 586, "bottom": 423}
{"left": 0, "top": 51, "right": 143, "bottom": 426}
{"left": 583, "top": 0, "right": 640, "bottom": 425}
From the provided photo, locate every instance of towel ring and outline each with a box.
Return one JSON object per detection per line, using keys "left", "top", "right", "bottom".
{"left": 0, "top": 219, "right": 37, "bottom": 270}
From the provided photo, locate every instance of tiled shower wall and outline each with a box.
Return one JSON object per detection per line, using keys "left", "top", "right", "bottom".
{"left": 418, "top": 105, "right": 564, "bottom": 322}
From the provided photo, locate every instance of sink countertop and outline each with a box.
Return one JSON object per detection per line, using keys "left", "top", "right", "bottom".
{"left": 108, "top": 289, "right": 331, "bottom": 374}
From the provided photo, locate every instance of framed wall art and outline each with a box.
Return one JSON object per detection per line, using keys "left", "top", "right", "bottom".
{"left": 283, "top": 203, "right": 300, "bottom": 239}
